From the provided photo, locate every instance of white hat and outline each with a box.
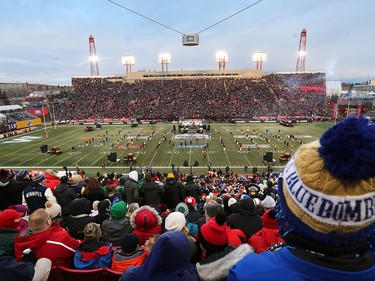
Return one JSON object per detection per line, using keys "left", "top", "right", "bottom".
{"left": 45, "top": 201, "right": 62, "bottom": 219}
{"left": 165, "top": 212, "right": 186, "bottom": 231}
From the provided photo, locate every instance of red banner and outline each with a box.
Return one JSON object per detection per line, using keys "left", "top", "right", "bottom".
{"left": 27, "top": 108, "right": 49, "bottom": 117}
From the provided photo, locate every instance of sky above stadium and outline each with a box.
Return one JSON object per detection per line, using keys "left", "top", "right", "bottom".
{"left": 0, "top": 0, "right": 374, "bottom": 85}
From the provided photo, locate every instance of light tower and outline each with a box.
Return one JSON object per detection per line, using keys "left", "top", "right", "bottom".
{"left": 216, "top": 51, "right": 228, "bottom": 70}
{"left": 122, "top": 56, "right": 135, "bottom": 75}
{"left": 89, "top": 35, "right": 99, "bottom": 76}
{"left": 296, "top": 28, "right": 307, "bottom": 72}
{"left": 252, "top": 52, "right": 267, "bottom": 70}
{"left": 159, "top": 53, "right": 170, "bottom": 72}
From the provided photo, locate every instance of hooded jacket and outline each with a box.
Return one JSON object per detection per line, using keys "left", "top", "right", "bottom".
{"left": 120, "top": 231, "right": 199, "bottom": 281}
{"left": 14, "top": 225, "right": 80, "bottom": 268}
{"left": 74, "top": 241, "right": 112, "bottom": 269}
{"left": 65, "top": 198, "right": 95, "bottom": 240}
{"left": 249, "top": 209, "right": 284, "bottom": 253}
{"left": 227, "top": 198, "right": 263, "bottom": 240}
{"left": 140, "top": 179, "right": 165, "bottom": 206}
{"left": 54, "top": 182, "right": 78, "bottom": 217}
{"left": 123, "top": 171, "right": 140, "bottom": 205}
{"left": 164, "top": 177, "right": 185, "bottom": 210}
{"left": 130, "top": 205, "right": 163, "bottom": 245}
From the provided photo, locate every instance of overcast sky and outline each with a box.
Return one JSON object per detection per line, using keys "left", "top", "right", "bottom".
{"left": 0, "top": 0, "right": 374, "bottom": 85}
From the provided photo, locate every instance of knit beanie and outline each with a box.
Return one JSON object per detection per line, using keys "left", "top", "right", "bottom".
{"left": 32, "top": 172, "right": 45, "bottom": 184}
{"left": 110, "top": 201, "right": 127, "bottom": 220}
{"left": 185, "top": 196, "right": 196, "bottom": 206}
{"left": 261, "top": 195, "right": 276, "bottom": 209}
{"left": 0, "top": 209, "right": 23, "bottom": 229}
{"left": 198, "top": 214, "right": 228, "bottom": 255}
{"left": 84, "top": 222, "right": 102, "bottom": 242}
{"left": 165, "top": 212, "right": 186, "bottom": 231}
{"left": 121, "top": 233, "right": 139, "bottom": 254}
{"left": 98, "top": 199, "right": 111, "bottom": 214}
{"left": 278, "top": 117, "right": 375, "bottom": 250}
{"left": 175, "top": 202, "right": 189, "bottom": 216}
{"left": 16, "top": 169, "right": 29, "bottom": 180}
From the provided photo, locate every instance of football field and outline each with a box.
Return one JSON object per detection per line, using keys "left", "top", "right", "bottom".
{"left": 0, "top": 122, "right": 333, "bottom": 176}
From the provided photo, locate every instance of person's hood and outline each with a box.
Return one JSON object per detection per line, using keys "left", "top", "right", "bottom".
{"left": 54, "top": 183, "right": 70, "bottom": 193}
{"left": 130, "top": 205, "right": 162, "bottom": 229}
{"left": 70, "top": 198, "right": 91, "bottom": 216}
{"left": 128, "top": 171, "right": 138, "bottom": 182}
{"left": 165, "top": 177, "right": 177, "bottom": 185}
{"left": 124, "top": 231, "right": 196, "bottom": 280}
{"left": 238, "top": 198, "right": 257, "bottom": 216}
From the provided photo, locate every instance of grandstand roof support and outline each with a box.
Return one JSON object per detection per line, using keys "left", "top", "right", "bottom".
{"left": 89, "top": 35, "right": 100, "bottom": 76}
{"left": 296, "top": 28, "right": 307, "bottom": 72}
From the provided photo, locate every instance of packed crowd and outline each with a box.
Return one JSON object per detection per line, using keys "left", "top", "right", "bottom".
{"left": 0, "top": 117, "right": 374, "bottom": 281}
{"left": 47, "top": 73, "right": 326, "bottom": 121}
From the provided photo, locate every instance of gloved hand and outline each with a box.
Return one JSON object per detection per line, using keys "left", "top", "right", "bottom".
{"left": 21, "top": 248, "right": 38, "bottom": 265}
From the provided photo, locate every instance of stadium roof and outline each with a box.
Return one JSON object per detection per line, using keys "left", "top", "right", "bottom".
{"left": 0, "top": 105, "right": 23, "bottom": 112}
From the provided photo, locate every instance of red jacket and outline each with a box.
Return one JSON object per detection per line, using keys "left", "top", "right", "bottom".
{"left": 14, "top": 225, "right": 80, "bottom": 267}
{"left": 248, "top": 209, "right": 284, "bottom": 253}
{"left": 44, "top": 173, "right": 60, "bottom": 193}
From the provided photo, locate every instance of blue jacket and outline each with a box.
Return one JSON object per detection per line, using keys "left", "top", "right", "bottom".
{"left": 74, "top": 241, "right": 112, "bottom": 269}
{"left": 120, "top": 231, "right": 199, "bottom": 281}
{"left": 228, "top": 247, "right": 375, "bottom": 281}
{"left": 0, "top": 250, "right": 34, "bottom": 281}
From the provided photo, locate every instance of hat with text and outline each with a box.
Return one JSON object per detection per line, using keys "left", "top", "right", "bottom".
{"left": 278, "top": 117, "right": 375, "bottom": 249}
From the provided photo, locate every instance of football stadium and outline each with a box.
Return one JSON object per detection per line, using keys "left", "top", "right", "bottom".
{"left": 1, "top": 1, "right": 375, "bottom": 280}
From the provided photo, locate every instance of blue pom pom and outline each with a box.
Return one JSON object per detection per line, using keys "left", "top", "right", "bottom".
{"left": 318, "top": 117, "right": 375, "bottom": 181}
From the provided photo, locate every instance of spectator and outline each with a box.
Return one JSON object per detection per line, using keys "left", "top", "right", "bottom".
{"left": 120, "top": 231, "right": 199, "bottom": 281}
{"left": 64, "top": 198, "right": 95, "bottom": 240}
{"left": 102, "top": 201, "right": 132, "bottom": 246}
{"left": 74, "top": 222, "right": 112, "bottom": 269}
{"left": 196, "top": 214, "right": 253, "bottom": 281}
{"left": 54, "top": 175, "right": 78, "bottom": 218}
{"left": 248, "top": 209, "right": 284, "bottom": 253}
{"left": 14, "top": 208, "right": 80, "bottom": 268}
{"left": 0, "top": 209, "right": 24, "bottom": 256}
{"left": 226, "top": 198, "right": 263, "bottom": 241}
{"left": 82, "top": 177, "right": 106, "bottom": 206}
{"left": 8, "top": 169, "right": 32, "bottom": 206}
{"left": 111, "top": 233, "right": 148, "bottom": 272}
{"left": 123, "top": 171, "right": 141, "bottom": 205}
{"left": 94, "top": 199, "right": 111, "bottom": 225}
{"left": 228, "top": 117, "right": 375, "bottom": 280}
{"left": 0, "top": 250, "right": 52, "bottom": 281}
{"left": 43, "top": 169, "right": 60, "bottom": 193}
{"left": 140, "top": 173, "right": 165, "bottom": 206}
{"left": 22, "top": 173, "right": 56, "bottom": 214}
{"left": 184, "top": 175, "right": 201, "bottom": 204}
{"left": 164, "top": 173, "right": 185, "bottom": 210}
{"left": 129, "top": 205, "right": 163, "bottom": 245}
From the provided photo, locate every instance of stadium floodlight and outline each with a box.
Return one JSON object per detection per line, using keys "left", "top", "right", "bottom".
{"left": 216, "top": 51, "right": 228, "bottom": 70}
{"left": 122, "top": 55, "right": 135, "bottom": 75}
{"left": 159, "top": 53, "right": 171, "bottom": 72}
{"left": 252, "top": 52, "right": 267, "bottom": 70}
{"left": 89, "top": 55, "right": 98, "bottom": 62}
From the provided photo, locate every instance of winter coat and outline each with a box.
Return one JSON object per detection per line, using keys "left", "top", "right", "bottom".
{"left": 0, "top": 177, "right": 11, "bottom": 211}
{"left": 140, "top": 180, "right": 165, "bottom": 206}
{"left": 196, "top": 244, "right": 254, "bottom": 281}
{"left": 0, "top": 228, "right": 19, "bottom": 256}
{"left": 248, "top": 209, "right": 284, "bottom": 253}
{"left": 164, "top": 178, "right": 185, "bottom": 210}
{"left": 102, "top": 218, "right": 133, "bottom": 246}
{"left": 65, "top": 198, "right": 95, "bottom": 240}
{"left": 227, "top": 199, "right": 263, "bottom": 240}
{"left": 184, "top": 181, "right": 201, "bottom": 204}
{"left": 83, "top": 188, "right": 106, "bottom": 207}
{"left": 14, "top": 225, "right": 80, "bottom": 268}
{"left": 54, "top": 183, "right": 78, "bottom": 217}
{"left": 44, "top": 173, "right": 60, "bottom": 193}
{"left": 74, "top": 241, "right": 112, "bottom": 269}
{"left": 111, "top": 246, "right": 148, "bottom": 272}
{"left": 22, "top": 183, "right": 56, "bottom": 214}
{"left": 130, "top": 205, "right": 163, "bottom": 245}
{"left": 120, "top": 231, "right": 199, "bottom": 281}
{"left": 0, "top": 250, "right": 35, "bottom": 281}
{"left": 123, "top": 171, "right": 140, "bottom": 205}
{"left": 8, "top": 179, "right": 31, "bottom": 206}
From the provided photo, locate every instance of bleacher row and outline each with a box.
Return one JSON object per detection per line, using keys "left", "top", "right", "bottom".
{"left": 48, "top": 266, "right": 121, "bottom": 281}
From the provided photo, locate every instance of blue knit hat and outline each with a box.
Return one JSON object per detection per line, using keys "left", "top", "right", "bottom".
{"left": 32, "top": 172, "right": 45, "bottom": 184}
{"left": 278, "top": 117, "right": 375, "bottom": 248}
{"left": 16, "top": 169, "right": 29, "bottom": 180}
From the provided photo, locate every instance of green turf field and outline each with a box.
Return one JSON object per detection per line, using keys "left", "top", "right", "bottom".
{"left": 0, "top": 122, "right": 333, "bottom": 176}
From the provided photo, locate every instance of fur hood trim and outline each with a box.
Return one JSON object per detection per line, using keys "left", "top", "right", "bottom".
{"left": 196, "top": 244, "right": 254, "bottom": 281}
{"left": 130, "top": 205, "right": 162, "bottom": 229}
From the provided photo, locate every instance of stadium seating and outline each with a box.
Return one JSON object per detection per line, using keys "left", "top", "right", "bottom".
{"left": 47, "top": 266, "right": 123, "bottom": 281}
